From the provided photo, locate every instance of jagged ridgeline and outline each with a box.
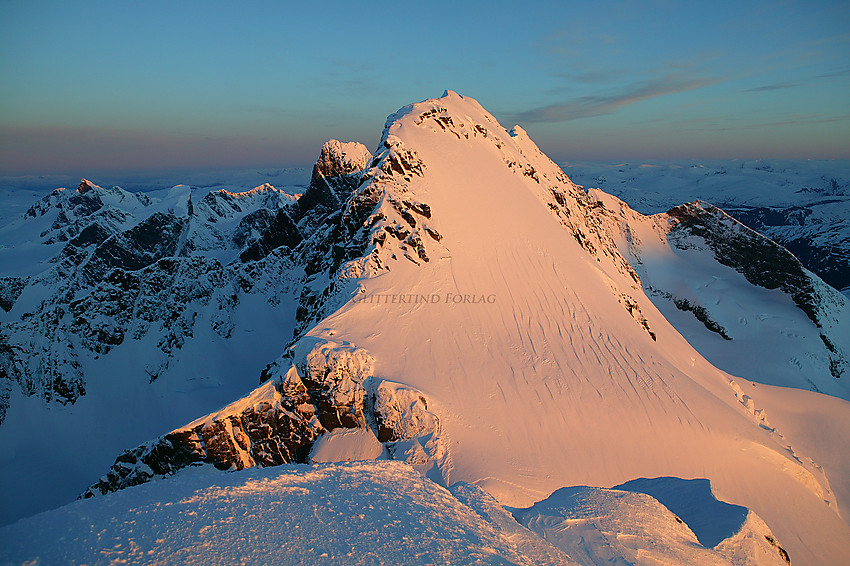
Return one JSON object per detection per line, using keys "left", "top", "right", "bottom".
{"left": 0, "top": 142, "right": 369, "bottom": 424}
{"left": 1, "top": 91, "right": 849, "bottom": 565}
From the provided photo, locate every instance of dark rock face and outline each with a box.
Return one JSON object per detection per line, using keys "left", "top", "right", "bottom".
{"left": 86, "top": 212, "right": 185, "bottom": 279}
{"left": 668, "top": 202, "right": 821, "bottom": 326}
{"left": 297, "top": 140, "right": 372, "bottom": 221}
{"left": 297, "top": 174, "right": 349, "bottom": 220}
{"left": 0, "top": 277, "right": 25, "bottom": 313}
{"left": 67, "top": 222, "right": 111, "bottom": 249}
{"left": 82, "top": 373, "right": 322, "bottom": 498}
{"left": 232, "top": 208, "right": 274, "bottom": 248}
{"left": 724, "top": 205, "right": 850, "bottom": 293}
{"left": 239, "top": 209, "right": 302, "bottom": 262}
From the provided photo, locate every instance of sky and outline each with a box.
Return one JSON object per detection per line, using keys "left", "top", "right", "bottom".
{"left": 1, "top": 0, "right": 848, "bottom": 177}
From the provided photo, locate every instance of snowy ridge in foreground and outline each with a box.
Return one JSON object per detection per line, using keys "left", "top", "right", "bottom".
{"left": 0, "top": 461, "right": 789, "bottom": 566}
{"left": 2, "top": 461, "right": 573, "bottom": 566}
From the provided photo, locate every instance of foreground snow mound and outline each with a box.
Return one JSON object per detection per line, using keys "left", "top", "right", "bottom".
{"left": 1, "top": 461, "right": 578, "bottom": 566}
{"left": 614, "top": 477, "right": 749, "bottom": 547}
{"left": 512, "top": 484, "right": 789, "bottom": 566}
{"left": 614, "top": 477, "right": 791, "bottom": 565}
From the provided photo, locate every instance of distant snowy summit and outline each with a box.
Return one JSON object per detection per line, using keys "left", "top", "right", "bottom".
{"left": 1, "top": 91, "right": 849, "bottom": 565}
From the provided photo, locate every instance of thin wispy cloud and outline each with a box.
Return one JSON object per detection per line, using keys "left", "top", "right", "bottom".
{"left": 744, "top": 81, "right": 801, "bottom": 92}
{"left": 687, "top": 113, "right": 850, "bottom": 132}
{"left": 510, "top": 74, "right": 719, "bottom": 124}
{"left": 816, "top": 67, "right": 850, "bottom": 79}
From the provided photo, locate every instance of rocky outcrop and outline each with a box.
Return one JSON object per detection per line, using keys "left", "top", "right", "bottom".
{"left": 370, "top": 379, "right": 446, "bottom": 480}
{"left": 83, "top": 339, "right": 446, "bottom": 497}
{"left": 291, "top": 338, "right": 372, "bottom": 429}
{"left": 238, "top": 209, "right": 302, "bottom": 262}
{"left": 84, "top": 212, "right": 186, "bottom": 279}
{"left": 82, "top": 369, "right": 323, "bottom": 497}
{"left": 291, "top": 134, "right": 440, "bottom": 336}
{"left": 296, "top": 140, "right": 372, "bottom": 221}
{"left": 0, "top": 277, "right": 25, "bottom": 313}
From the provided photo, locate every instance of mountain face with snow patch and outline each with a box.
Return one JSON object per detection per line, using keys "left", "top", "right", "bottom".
{"left": 562, "top": 160, "right": 850, "bottom": 296}
{"left": 2, "top": 91, "right": 849, "bottom": 565}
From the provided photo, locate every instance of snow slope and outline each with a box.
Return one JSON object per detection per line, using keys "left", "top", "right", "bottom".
{"left": 286, "top": 91, "right": 850, "bottom": 565}
{"left": 1, "top": 460, "right": 792, "bottom": 566}
{"left": 562, "top": 159, "right": 850, "bottom": 294}
{"left": 591, "top": 190, "right": 850, "bottom": 400}
{"left": 1, "top": 461, "right": 577, "bottom": 566}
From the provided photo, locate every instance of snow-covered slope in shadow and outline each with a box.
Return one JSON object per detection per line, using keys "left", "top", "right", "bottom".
{"left": 593, "top": 190, "right": 850, "bottom": 399}
{"left": 512, "top": 482, "right": 789, "bottom": 566}
{"left": 614, "top": 477, "right": 748, "bottom": 547}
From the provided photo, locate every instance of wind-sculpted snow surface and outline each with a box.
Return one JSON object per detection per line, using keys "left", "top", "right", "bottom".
{"left": 2, "top": 461, "right": 795, "bottom": 566}
{"left": 3, "top": 91, "right": 850, "bottom": 565}
{"left": 512, "top": 484, "right": 789, "bottom": 566}
{"left": 4, "top": 461, "right": 582, "bottom": 566}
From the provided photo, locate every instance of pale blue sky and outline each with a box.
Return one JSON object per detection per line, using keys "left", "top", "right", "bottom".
{"left": 1, "top": 0, "right": 848, "bottom": 175}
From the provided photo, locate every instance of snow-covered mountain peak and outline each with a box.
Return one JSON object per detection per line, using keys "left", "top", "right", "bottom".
{"left": 313, "top": 140, "right": 372, "bottom": 180}
{"left": 216, "top": 182, "right": 287, "bottom": 199}
{"left": 77, "top": 178, "right": 98, "bottom": 193}
{"left": 3, "top": 92, "right": 850, "bottom": 565}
